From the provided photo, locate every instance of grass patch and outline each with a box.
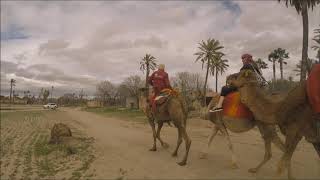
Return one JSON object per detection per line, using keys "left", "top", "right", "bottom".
{"left": 0, "top": 111, "right": 44, "bottom": 122}
{"left": 83, "top": 107, "right": 147, "bottom": 122}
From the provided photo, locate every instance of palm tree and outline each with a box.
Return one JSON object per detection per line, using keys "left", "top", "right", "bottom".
{"left": 254, "top": 58, "right": 268, "bottom": 70}
{"left": 312, "top": 25, "right": 320, "bottom": 63}
{"left": 9, "top": 79, "right": 16, "bottom": 104}
{"left": 268, "top": 52, "right": 277, "bottom": 81}
{"left": 139, "top": 54, "right": 157, "bottom": 100}
{"left": 195, "top": 38, "right": 224, "bottom": 106}
{"left": 278, "top": 0, "right": 319, "bottom": 81}
{"left": 211, "top": 54, "right": 229, "bottom": 92}
{"left": 268, "top": 48, "right": 289, "bottom": 80}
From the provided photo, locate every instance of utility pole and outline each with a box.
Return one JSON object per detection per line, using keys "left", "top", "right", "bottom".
{"left": 51, "top": 86, "right": 54, "bottom": 101}
{"left": 9, "top": 79, "right": 16, "bottom": 105}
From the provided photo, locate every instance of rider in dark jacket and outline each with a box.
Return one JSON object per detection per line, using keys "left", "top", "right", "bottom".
{"left": 210, "top": 53, "right": 261, "bottom": 112}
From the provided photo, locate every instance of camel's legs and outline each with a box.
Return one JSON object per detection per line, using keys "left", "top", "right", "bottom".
{"left": 271, "top": 132, "right": 286, "bottom": 152}
{"left": 220, "top": 125, "right": 238, "bottom": 169}
{"left": 248, "top": 123, "right": 275, "bottom": 173}
{"left": 277, "top": 129, "right": 302, "bottom": 180}
{"left": 172, "top": 128, "right": 182, "bottom": 157}
{"left": 200, "top": 125, "right": 220, "bottom": 159}
{"left": 148, "top": 118, "right": 157, "bottom": 151}
{"left": 312, "top": 143, "right": 320, "bottom": 158}
{"left": 248, "top": 137, "right": 272, "bottom": 173}
{"left": 156, "top": 122, "right": 169, "bottom": 149}
{"left": 177, "top": 126, "right": 191, "bottom": 166}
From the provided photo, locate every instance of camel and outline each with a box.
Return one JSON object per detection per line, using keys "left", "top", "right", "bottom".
{"left": 200, "top": 92, "right": 285, "bottom": 172}
{"left": 230, "top": 69, "right": 320, "bottom": 179}
{"left": 144, "top": 91, "right": 192, "bottom": 166}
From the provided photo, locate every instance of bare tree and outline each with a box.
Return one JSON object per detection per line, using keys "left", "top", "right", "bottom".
{"left": 43, "top": 89, "right": 50, "bottom": 104}
{"left": 120, "top": 75, "right": 144, "bottom": 108}
{"left": 96, "top": 81, "right": 118, "bottom": 106}
{"left": 171, "top": 72, "right": 205, "bottom": 110}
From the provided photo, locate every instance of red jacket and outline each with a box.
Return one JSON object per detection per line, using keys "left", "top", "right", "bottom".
{"left": 307, "top": 64, "right": 320, "bottom": 113}
{"left": 148, "top": 69, "right": 172, "bottom": 94}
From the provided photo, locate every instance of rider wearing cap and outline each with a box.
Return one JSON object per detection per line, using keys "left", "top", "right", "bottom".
{"left": 210, "top": 53, "right": 261, "bottom": 112}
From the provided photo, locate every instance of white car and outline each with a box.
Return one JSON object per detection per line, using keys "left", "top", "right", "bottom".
{"left": 43, "top": 103, "right": 58, "bottom": 109}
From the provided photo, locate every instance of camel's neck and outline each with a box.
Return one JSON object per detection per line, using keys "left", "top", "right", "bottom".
{"left": 238, "top": 85, "right": 279, "bottom": 124}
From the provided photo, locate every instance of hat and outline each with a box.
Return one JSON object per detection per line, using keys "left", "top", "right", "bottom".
{"left": 241, "top": 53, "right": 253, "bottom": 64}
{"left": 241, "top": 53, "right": 253, "bottom": 60}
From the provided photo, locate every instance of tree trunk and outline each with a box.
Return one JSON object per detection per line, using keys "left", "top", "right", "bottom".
{"left": 136, "top": 96, "right": 140, "bottom": 109}
{"left": 300, "top": 1, "right": 308, "bottom": 81}
{"left": 273, "top": 60, "right": 276, "bottom": 81}
{"left": 145, "top": 63, "right": 150, "bottom": 103}
{"left": 215, "top": 69, "right": 218, "bottom": 92}
{"left": 280, "top": 60, "right": 283, "bottom": 80}
{"left": 203, "top": 61, "right": 210, "bottom": 106}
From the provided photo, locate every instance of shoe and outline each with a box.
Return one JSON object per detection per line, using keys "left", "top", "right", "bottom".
{"left": 209, "top": 107, "right": 223, "bottom": 112}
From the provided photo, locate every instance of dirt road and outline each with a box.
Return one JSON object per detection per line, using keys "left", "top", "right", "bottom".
{"left": 63, "top": 108, "right": 319, "bottom": 179}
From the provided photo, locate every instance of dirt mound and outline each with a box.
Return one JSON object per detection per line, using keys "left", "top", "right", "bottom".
{"left": 49, "top": 123, "right": 72, "bottom": 144}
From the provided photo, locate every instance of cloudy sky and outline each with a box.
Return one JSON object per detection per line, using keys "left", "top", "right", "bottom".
{"left": 1, "top": 1, "right": 319, "bottom": 97}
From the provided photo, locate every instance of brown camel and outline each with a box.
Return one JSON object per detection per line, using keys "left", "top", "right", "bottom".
{"left": 200, "top": 94, "right": 285, "bottom": 172}
{"left": 144, "top": 94, "right": 191, "bottom": 166}
{"left": 231, "top": 70, "right": 320, "bottom": 179}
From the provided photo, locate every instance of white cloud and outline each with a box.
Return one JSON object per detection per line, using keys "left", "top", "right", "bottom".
{"left": 1, "top": 1, "right": 319, "bottom": 96}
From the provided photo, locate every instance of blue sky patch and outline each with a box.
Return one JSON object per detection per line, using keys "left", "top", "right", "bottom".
{"left": 1, "top": 24, "right": 29, "bottom": 41}
{"left": 222, "top": 0, "right": 241, "bottom": 16}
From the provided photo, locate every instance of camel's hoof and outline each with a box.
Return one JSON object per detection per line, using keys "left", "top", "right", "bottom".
{"left": 149, "top": 147, "right": 157, "bottom": 151}
{"left": 177, "top": 161, "right": 186, "bottom": 166}
{"left": 162, "top": 143, "right": 169, "bottom": 149}
{"left": 199, "top": 152, "right": 208, "bottom": 159}
{"left": 276, "top": 168, "right": 283, "bottom": 176}
{"left": 288, "top": 176, "right": 296, "bottom": 180}
{"left": 171, "top": 152, "right": 178, "bottom": 157}
{"left": 248, "top": 168, "right": 258, "bottom": 173}
{"left": 231, "top": 163, "right": 239, "bottom": 169}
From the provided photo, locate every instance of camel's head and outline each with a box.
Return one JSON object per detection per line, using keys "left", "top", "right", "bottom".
{"left": 230, "top": 70, "right": 258, "bottom": 88}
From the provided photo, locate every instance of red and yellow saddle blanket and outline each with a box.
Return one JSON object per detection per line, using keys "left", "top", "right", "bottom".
{"left": 151, "top": 88, "right": 178, "bottom": 113}
{"left": 307, "top": 64, "right": 320, "bottom": 114}
{"left": 222, "top": 92, "right": 254, "bottom": 120}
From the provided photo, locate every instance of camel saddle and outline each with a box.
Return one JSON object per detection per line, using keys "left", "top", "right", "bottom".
{"left": 222, "top": 92, "right": 255, "bottom": 132}
{"left": 152, "top": 89, "right": 178, "bottom": 122}
{"left": 222, "top": 91, "right": 254, "bottom": 120}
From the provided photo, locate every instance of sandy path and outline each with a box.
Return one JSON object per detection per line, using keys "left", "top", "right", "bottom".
{"left": 64, "top": 108, "right": 320, "bottom": 179}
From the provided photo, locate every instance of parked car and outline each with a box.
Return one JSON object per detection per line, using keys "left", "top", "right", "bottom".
{"left": 43, "top": 103, "right": 58, "bottom": 109}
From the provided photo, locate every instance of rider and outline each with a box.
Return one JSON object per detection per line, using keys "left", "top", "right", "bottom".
{"left": 210, "top": 53, "right": 261, "bottom": 112}
{"left": 148, "top": 64, "right": 172, "bottom": 112}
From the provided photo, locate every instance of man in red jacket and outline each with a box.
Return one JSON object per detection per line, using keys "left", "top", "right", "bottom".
{"left": 148, "top": 64, "right": 172, "bottom": 112}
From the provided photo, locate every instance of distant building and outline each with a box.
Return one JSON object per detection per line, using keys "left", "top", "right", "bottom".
{"left": 126, "top": 96, "right": 138, "bottom": 109}
{"left": 86, "top": 100, "right": 103, "bottom": 108}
